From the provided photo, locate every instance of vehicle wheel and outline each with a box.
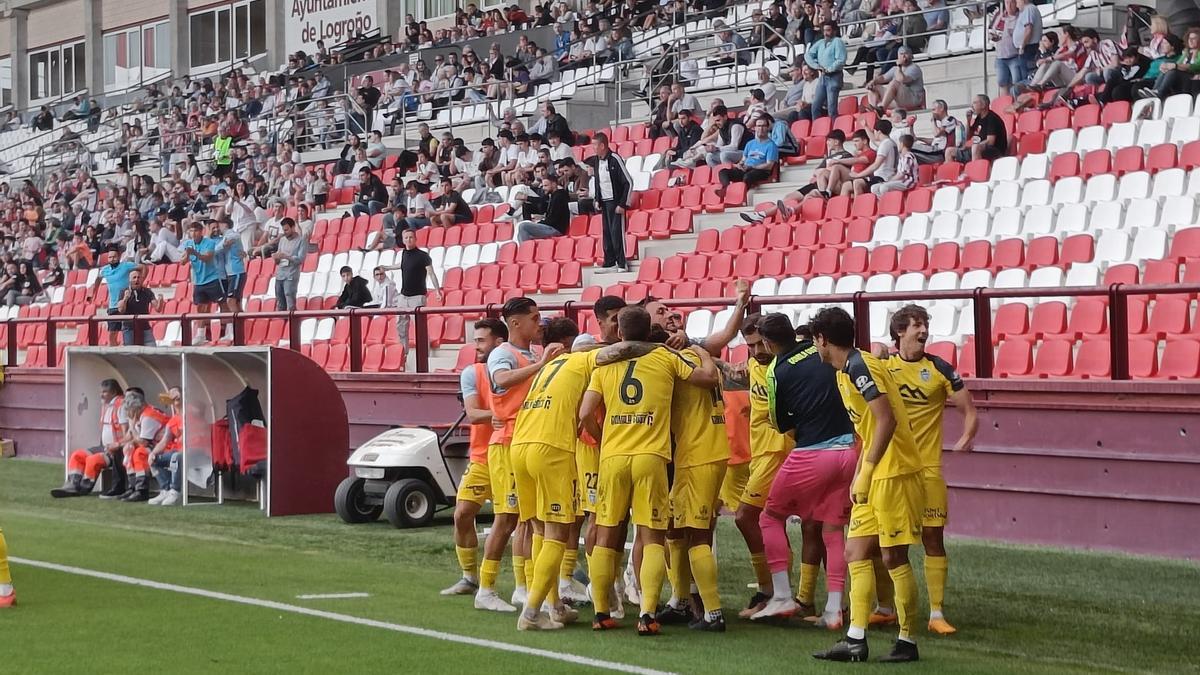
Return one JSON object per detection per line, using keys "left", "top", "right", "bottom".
{"left": 383, "top": 478, "right": 438, "bottom": 528}
{"left": 334, "top": 477, "right": 382, "bottom": 524}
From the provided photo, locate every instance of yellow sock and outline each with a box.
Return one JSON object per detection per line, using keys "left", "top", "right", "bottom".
{"left": 848, "top": 559, "right": 875, "bottom": 631}
{"left": 0, "top": 528, "right": 10, "bottom": 585}
{"left": 639, "top": 543, "right": 667, "bottom": 616}
{"left": 589, "top": 547, "right": 618, "bottom": 614}
{"left": 874, "top": 557, "right": 895, "bottom": 610}
{"left": 688, "top": 544, "right": 721, "bottom": 614}
{"left": 455, "top": 546, "right": 478, "bottom": 580}
{"left": 666, "top": 538, "right": 688, "bottom": 599}
{"left": 479, "top": 558, "right": 501, "bottom": 591}
{"left": 560, "top": 545, "right": 579, "bottom": 581}
{"left": 585, "top": 551, "right": 593, "bottom": 579}
{"left": 513, "top": 555, "right": 527, "bottom": 590}
{"left": 889, "top": 563, "right": 919, "bottom": 641}
{"left": 798, "top": 563, "right": 820, "bottom": 606}
{"left": 528, "top": 539, "right": 565, "bottom": 611}
{"left": 925, "top": 555, "right": 947, "bottom": 614}
{"left": 750, "top": 552, "right": 771, "bottom": 591}
{"left": 529, "top": 533, "right": 543, "bottom": 589}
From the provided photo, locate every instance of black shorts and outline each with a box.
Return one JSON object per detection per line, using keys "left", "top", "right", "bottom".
{"left": 453, "top": 211, "right": 472, "bottom": 224}
{"left": 106, "top": 309, "right": 122, "bottom": 332}
{"left": 194, "top": 280, "right": 225, "bottom": 305}
{"left": 863, "top": 175, "right": 885, "bottom": 187}
{"left": 223, "top": 273, "right": 246, "bottom": 301}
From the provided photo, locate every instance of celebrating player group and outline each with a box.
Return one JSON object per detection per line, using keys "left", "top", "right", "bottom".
{"left": 442, "top": 284, "right": 977, "bottom": 663}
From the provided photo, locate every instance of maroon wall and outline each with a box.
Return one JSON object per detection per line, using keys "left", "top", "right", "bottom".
{"left": 3, "top": 368, "right": 1197, "bottom": 559}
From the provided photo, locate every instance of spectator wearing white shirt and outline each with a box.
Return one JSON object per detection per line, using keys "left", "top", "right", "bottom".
{"left": 403, "top": 181, "right": 434, "bottom": 229}
{"left": 369, "top": 265, "right": 399, "bottom": 310}
{"left": 365, "top": 130, "right": 387, "bottom": 170}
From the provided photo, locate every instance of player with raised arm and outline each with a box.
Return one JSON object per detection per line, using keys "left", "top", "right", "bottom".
{"left": 475, "top": 298, "right": 562, "bottom": 613}
{"left": 811, "top": 307, "right": 924, "bottom": 663}
{"left": 442, "top": 318, "right": 508, "bottom": 597}
{"left": 883, "top": 305, "right": 978, "bottom": 635}
{"left": 580, "top": 306, "right": 719, "bottom": 635}
{"left": 747, "top": 314, "right": 856, "bottom": 631}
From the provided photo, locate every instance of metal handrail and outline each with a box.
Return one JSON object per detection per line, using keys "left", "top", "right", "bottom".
{"left": 7, "top": 282, "right": 1199, "bottom": 380}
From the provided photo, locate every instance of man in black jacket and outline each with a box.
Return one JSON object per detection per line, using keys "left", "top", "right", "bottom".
{"left": 336, "top": 265, "right": 373, "bottom": 309}
{"left": 542, "top": 103, "right": 575, "bottom": 146}
{"left": 584, "top": 133, "right": 634, "bottom": 273}
{"left": 665, "top": 109, "right": 702, "bottom": 165}
{"left": 516, "top": 175, "right": 572, "bottom": 243}
{"left": 353, "top": 167, "right": 389, "bottom": 217}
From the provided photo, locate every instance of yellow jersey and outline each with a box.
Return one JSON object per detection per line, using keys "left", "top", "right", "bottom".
{"left": 512, "top": 350, "right": 598, "bottom": 454}
{"left": 886, "top": 353, "right": 964, "bottom": 469}
{"left": 587, "top": 348, "right": 695, "bottom": 461}
{"left": 671, "top": 354, "right": 730, "bottom": 468}
{"left": 749, "top": 359, "right": 793, "bottom": 456}
{"left": 835, "top": 349, "right": 921, "bottom": 480}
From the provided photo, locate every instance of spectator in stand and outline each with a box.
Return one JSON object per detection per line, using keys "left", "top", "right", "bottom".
{"left": 366, "top": 130, "right": 387, "bottom": 169}
{"left": 648, "top": 85, "right": 673, "bottom": 139}
{"left": 670, "top": 105, "right": 728, "bottom": 168}
{"left": 403, "top": 181, "right": 435, "bottom": 229}
{"left": 541, "top": 103, "right": 574, "bottom": 146}
{"left": 116, "top": 267, "right": 162, "bottom": 346}
{"left": 432, "top": 177, "right": 473, "bottom": 226}
{"left": 335, "top": 265, "right": 373, "bottom": 309}
{"left": 182, "top": 222, "right": 224, "bottom": 344}
{"left": 749, "top": 4, "right": 788, "bottom": 50}
{"left": 147, "top": 218, "right": 183, "bottom": 263}
{"left": 777, "top": 62, "right": 820, "bottom": 123}
{"left": 353, "top": 167, "right": 389, "bottom": 217}
{"left": 664, "top": 109, "right": 703, "bottom": 166}
{"left": 1146, "top": 28, "right": 1200, "bottom": 98}
{"left": 948, "top": 94, "right": 1008, "bottom": 162}
{"left": 368, "top": 265, "right": 398, "bottom": 311}
{"left": 709, "top": 22, "right": 752, "bottom": 67}
{"left": 216, "top": 218, "right": 248, "bottom": 314}
{"left": 585, "top": 132, "right": 634, "bottom": 273}
{"left": 1012, "top": 0, "right": 1044, "bottom": 83}
{"left": 843, "top": 119, "right": 897, "bottom": 196}
{"left": 516, "top": 175, "right": 571, "bottom": 243}
{"left": 88, "top": 247, "right": 140, "bottom": 346}
{"left": 716, "top": 117, "right": 779, "bottom": 196}
{"left": 380, "top": 228, "right": 441, "bottom": 347}
{"left": 1044, "top": 28, "right": 1118, "bottom": 107}
{"left": 911, "top": 99, "right": 965, "bottom": 164}
{"left": 354, "top": 75, "right": 382, "bottom": 133}
{"left": 871, "top": 133, "right": 918, "bottom": 197}
{"left": 60, "top": 95, "right": 91, "bottom": 121}
{"left": 805, "top": 21, "right": 847, "bottom": 121}
{"left": 40, "top": 256, "right": 65, "bottom": 288}
{"left": 865, "top": 45, "right": 926, "bottom": 113}
{"left": 272, "top": 217, "right": 306, "bottom": 311}
{"left": 990, "top": 0, "right": 1021, "bottom": 96}
{"left": 31, "top": 106, "right": 54, "bottom": 131}
{"left": 1102, "top": 47, "right": 1154, "bottom": 103}
{"left": 924, "top": 0, "right": 949, "bottom": 33}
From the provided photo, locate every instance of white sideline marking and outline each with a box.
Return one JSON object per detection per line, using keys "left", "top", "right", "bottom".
{"left": 296, "top": 592, "right": 371, "bottom": 600}
{"left": 11, "top": 557, "right": 674, "bottom": 675}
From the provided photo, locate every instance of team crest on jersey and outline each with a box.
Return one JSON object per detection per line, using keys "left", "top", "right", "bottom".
{"left": 855, "top": 375, "right": 869, "bottom": 390}
{"left": 920, "top": 368, "right": 931, "bottom": 382}
{"left": 550, "top": 503, "right": 561, "bottom": 513}
{"left": 507, "top": 494, "right": 518, "bottom": 508}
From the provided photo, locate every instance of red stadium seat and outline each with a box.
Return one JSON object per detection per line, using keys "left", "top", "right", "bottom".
{"left": 992, "top": 303, "right": 1030, "bottom": 341}
{"left": 840, "top": 246, "right": 869, "bottom": 276}
{"left": 1074, "top": 338, "right": 1111, "bottom": 379}
{"left": 1029, "top": 301, "right": 1068, "bottom": 337}
{"left": 1080, "top": 149, "right": 1111, "bottom": 179}
{"left": 1145, "top": 297, "right": 1191, "bottom": 338}
{"left": 1112, "top": 146, "right": 1144, "bottom": 175}
{"left": 1031, "top": 339, "right": 1074, "bottom": 378}
{"left": 1146, "top": 143, "right": 1178, "bottom": 172}
{"left": 867, "top": 245, "right": 898, "bottom": 275}
{"left": 1129, "top": 338, "right": 1158, "bottom": 378}
{"left": 995, "top": 340, "right": 1033, "bottom": 377}
{"left": 1050, "top": 152, "right": 1080, "bottom": 181}
{"left": 1156, "top": 339, "right": 1200, "bottom": 379}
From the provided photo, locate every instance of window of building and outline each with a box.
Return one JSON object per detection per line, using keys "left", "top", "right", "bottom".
{"left": 0, "top": 57, "right": 11, "bottom": 108}
{"left": 103, "top": 20, "right": 171, "bottom": 92}
{"left": 29, "top": 41, "right": 85, "bottom": 103}
{"left": 421, "top": 0, "right": 456, "bottom": 21}
{"left": 189, "top": 0, "right": 266, "bottom": 71}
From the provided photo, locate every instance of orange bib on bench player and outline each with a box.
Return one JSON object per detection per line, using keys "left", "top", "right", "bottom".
{"left": 468, "top": 362, "right": 494, "bottom": 464}
{"left": 488, "top": 343, "right": 535, "bottom": 447}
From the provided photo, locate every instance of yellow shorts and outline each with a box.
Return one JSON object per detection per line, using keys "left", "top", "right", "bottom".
{"left": 922, "top": 466, "right": 948, "bottom": 528}
{"left": 486, "top": 443, "right": 519, "bottom": 515}
{"left": 519, "top": 442, "right": 578, "bottom": 524}
{"left": 576, "top": 441, "right": 600, "bottom": 513}
{"left": 510, "top": 443, "right": 537, "bottom": 523}
{"left": 596, "top": 454, "right": 669, "bottom": 529}
{"left": 719, "top": 461, "right": 750, "bottom": 509}
{"left": 671, "top": 461, "right": 727, "bottom": 530}
{"left": 740, "top": 451, "right": 789, "bottom": 508}
{"left": 847, "top": 472, "right": 924, "bottom": 548}
{"left": 455, "top": 461, "right": 493, "bottom": 505}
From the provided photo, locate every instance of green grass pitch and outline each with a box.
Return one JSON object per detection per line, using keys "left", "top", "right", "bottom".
{"left": 1, "top": 458, "right": 1197, "bottom": 674}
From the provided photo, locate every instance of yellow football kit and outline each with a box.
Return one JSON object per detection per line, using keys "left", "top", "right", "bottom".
{"left": 837, "top": 350, "right": 924, "bottom": 548}
{"left": 741, "top": 359, "right": 794, "bottom": 508}
{"left": 512, "top": 350, "right": 598, "bottom": 524}
{"left": 670, "top": 366, "right": 730, "bottom": 530}
{"left": 588, "top": 348, "right": 695, "bottom": 529}
{"left": 455, "top": 461, "right": 493, "bottom": 505}
{"left": 887, "top": 353, "right": 964, "bottom": 528}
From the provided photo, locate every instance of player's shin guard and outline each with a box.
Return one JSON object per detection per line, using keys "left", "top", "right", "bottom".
{"left": 528, "top": 539, "right": 565, "bottom": 610}
{"left": 513, "top": 555, "right": 527, "bottom": 590}
{"left": 688, "top": 545, "right": 721, "bottom": 613}
{"left": 798, "top": 563, "right": 820, "bottom": 606}
{"left": 0, "top": 528, "right": 10, "bottom": 585}
{"left": 666, "top": 538, "right": 690, "bottom": 601}
{"left": 889, "top": 563, "right": 918, "bottom": 642}
{"left": 479, "top": 558, "right": 502, "bottom": 591}
{"left": 873, "top": 557, "right": 895, "bottom": 610}
{"left": 847, "top": 559, "right": 875, "bottom": 638}
{"left": 639, "top": 543, "right": 667, "bottom": 616}
{"left": 589, "top": 547, "right": 618, "bottom": 614}
{"left": 456, "top": 546, "right": 478, "bottom": 580}
{"left": 529, "top": 533, "right": 543, "bottom": 590}
{"left": 560, "top": 545, "right": 578, "bottom": 581}
{"left": 925, "top": 555, "right": 947, "bottom": 615}
{"left": 749, "top": 552, "right": 771, "bottom": 592}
